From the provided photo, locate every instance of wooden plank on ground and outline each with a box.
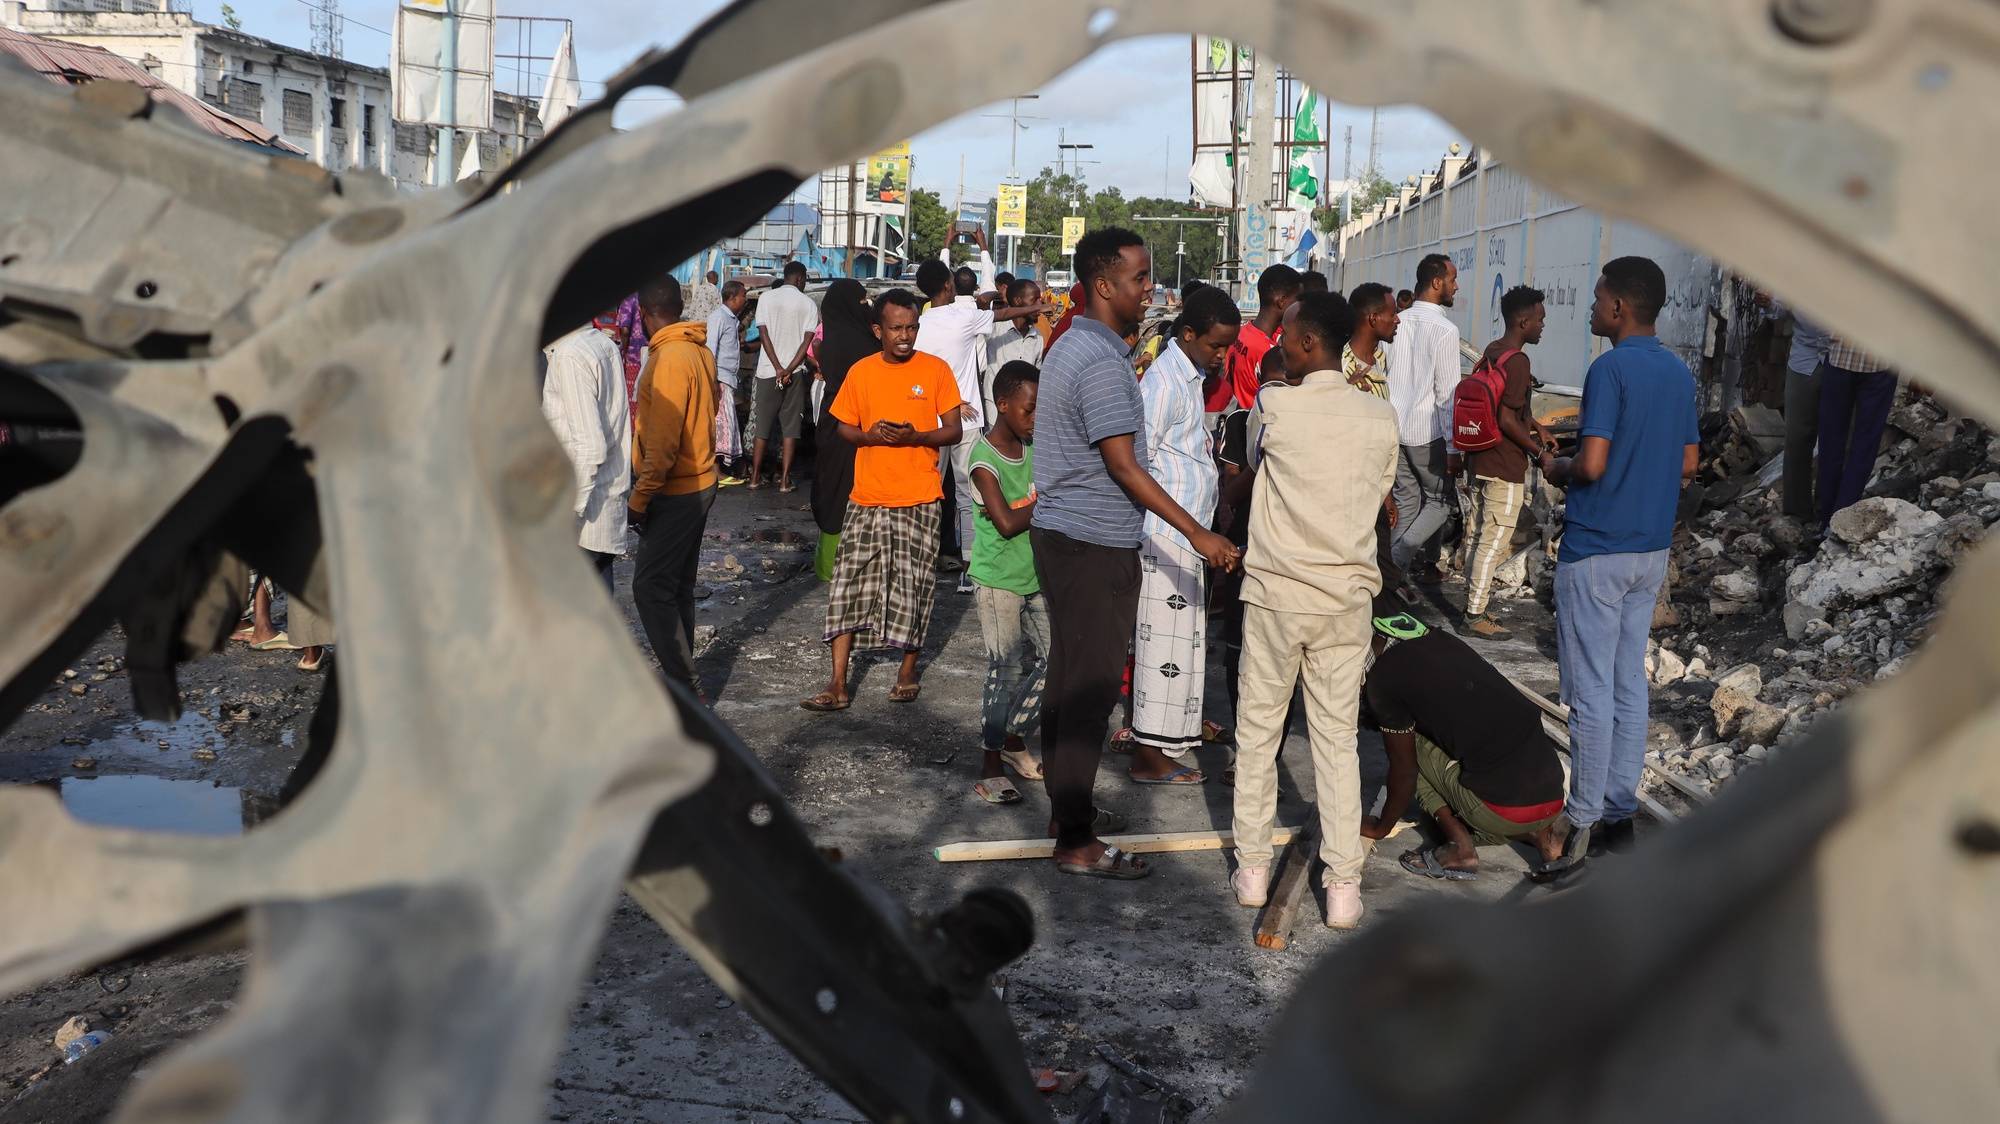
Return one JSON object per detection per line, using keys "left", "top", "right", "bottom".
{"left": 1252, "top": 820, "right": 1319, "bottom": 951}
{"left": 934, "top": 825, "right": 1299, "bottom": 863}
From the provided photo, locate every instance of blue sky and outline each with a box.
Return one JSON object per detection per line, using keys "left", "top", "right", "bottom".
{"left": 216, "top": 1, "right": 1463, "bottom": 204}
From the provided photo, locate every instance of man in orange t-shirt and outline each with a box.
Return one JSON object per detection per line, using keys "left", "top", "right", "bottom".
{"left": 802, "top": 288, "right": 965, "bottom": 711}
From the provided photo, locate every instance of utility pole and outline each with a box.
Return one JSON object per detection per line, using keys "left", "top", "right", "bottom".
{"left": 982, "top": 94, "right": 1042, "bottom": 276}
{"left": 1366, "top": 106, "right": 1381, "bottom": 180}
{"left": 434, "top": 0, "right": 457, "bottom": 187}
{"left": 844, "top": 158, "right": 858, "bottom": 277}
{"left": 1342, "top": 124, "right": 1353, "bottom": 184}
{"left": 1238, "top": 55, "right": 1277, "bottom": 301}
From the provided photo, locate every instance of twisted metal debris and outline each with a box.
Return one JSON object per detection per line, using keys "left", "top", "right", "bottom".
{"left": 1, "top": 1, "right": 1995, "bottom": 1120}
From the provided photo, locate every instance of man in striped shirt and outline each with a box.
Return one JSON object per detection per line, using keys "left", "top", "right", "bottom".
{"left": 1032, "top": 227, "right": 1241, "bottom": 881}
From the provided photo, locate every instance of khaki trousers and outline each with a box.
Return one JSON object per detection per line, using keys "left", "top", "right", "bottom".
{"left": 1464, "top": 474, "right": 1526, "bottom": 618}
{"left": 1230, "top": 600, "right": 1372, "bottom": 882}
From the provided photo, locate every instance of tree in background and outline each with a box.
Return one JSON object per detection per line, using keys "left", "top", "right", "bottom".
{"left": 908, "top": 188, "right": 949, "bottom": 266}
{"left": 1014, "top": 167, "right": 1229, "bottom": 283}
{"left": 1312, "top": 170, "right": 1396, "bottom": 231}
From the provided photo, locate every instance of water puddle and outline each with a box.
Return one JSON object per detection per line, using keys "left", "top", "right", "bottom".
{"left": 53, "top": 775, "right": 248, "bottom": 836}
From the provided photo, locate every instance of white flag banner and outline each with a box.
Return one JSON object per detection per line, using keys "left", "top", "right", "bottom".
{"left": 537, "top": 25, "right": 580, "bottom": 130}
{"left": 391, "top": 0, "right": 496, "bottom": 131}
{"left": 456, "top": 130, "right": 482, "bottom": 181}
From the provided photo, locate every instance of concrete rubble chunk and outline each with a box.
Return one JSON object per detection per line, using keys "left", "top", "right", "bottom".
{"left": 1710, "top": 569, "right": 1759, "bottom": 603}
{"left": 1827, "top": 497, "right": 1937, "bottom": 547}
{"left": 1651, "top": 647, "right": 1687, "bottom": 686}
{"left": 1714, "top": 663, "right": 1763, "bottom": 698}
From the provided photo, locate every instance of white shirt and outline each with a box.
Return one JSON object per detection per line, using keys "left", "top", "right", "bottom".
{"left": 1385, "top": 299, "right": 1461, "bottom": 446}
{"left": 751, "top": 283, "right": 819, "bottom": 381}
{"left": 705, "top": 305, "right": 743, "bottom": 386}
{"left": 915, "top": 295, "right": 996, "bottom": 428}
{"left": 1138, "top": 340, "right": 1218, "bottom": 548}
{"left": 981, "top": 320, "right": 1043, "bottom": 420}
{"left": 540, "top": 326, "right": 632, "bottom": 555}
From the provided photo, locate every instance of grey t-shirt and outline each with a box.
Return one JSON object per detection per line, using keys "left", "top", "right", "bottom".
{"left": 1031, "top": 317, "right": 1149, "bottom": 547}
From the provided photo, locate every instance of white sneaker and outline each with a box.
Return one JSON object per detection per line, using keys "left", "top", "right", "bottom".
{"left": 1232, "top": 865, "right": 1270, "bottom": 908}
{"left": 1324, "top": 879, "right": 1363, "bottom": 930}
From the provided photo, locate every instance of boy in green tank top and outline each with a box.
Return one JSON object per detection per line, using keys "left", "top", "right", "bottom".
{"left": 967, "top": 361, "right": 1048, "bottom": 804}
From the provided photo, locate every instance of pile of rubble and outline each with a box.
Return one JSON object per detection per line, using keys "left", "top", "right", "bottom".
{"left": 1643, "top": 394, "right": 1998, "bottom": 790}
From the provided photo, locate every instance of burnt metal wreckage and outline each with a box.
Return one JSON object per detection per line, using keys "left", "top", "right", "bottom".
{"left": 1, "top": 1, "right": 1995, "bottom": 1121}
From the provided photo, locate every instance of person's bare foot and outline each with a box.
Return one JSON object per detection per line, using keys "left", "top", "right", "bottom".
{"left": 1434, "top": 841, "right": 1480, "bottom": 873}
{"left": 1529, "top": 821, "right": 1567, "bottom": 864}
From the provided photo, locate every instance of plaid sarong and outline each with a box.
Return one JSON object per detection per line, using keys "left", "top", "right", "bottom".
{"left": 824, "top": 501, "right": 941, "bottom": 651}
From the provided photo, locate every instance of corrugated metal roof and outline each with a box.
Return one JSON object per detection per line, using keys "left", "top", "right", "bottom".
{"left": 0, "top": 26, "right": 304, "bottom": 154}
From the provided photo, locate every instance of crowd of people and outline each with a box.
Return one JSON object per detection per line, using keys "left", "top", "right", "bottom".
{"left": 536, "top": 230, "right": 1713, "bottom": 930}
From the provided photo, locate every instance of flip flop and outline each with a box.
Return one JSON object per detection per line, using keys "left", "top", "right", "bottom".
{"left": 1400, "top": 847, "right": 1477, "bottom": 882}
{"left": 1201, "top": 719, "right": 1231, "bottom": 744}
{"left": 888, "top": 682, "right": 921, "bottom": 703}
{"left": 974, "top": 777, "right": 1022, "bottom": 805}
{"left": 251, "top": 633, "right": 299, "bottom": 651}
{"left": 1045, "top": 807, "right": 1129, "bottom": 839}
{"left": 800, "top": 692, "right": 850, "bottom": 712}
{"left": 297, "top": 650, "right": 325, "bottom": 672}
{"left": 1129, "top": 765, "right": 1204, "bottom": 786}
{"left": 1056, "top": 844, "right": 1150, "bottom": 880}
{"left": 1106, "top": 727, "right": 1135, "bottom": 754}
{"left": 999, "top": 748, "right": 1044, "bottom": 781}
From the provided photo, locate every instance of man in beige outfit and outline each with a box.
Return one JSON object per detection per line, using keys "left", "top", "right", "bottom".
{"left": 1230, "top": 290, "right": 1400, "bottom": 930}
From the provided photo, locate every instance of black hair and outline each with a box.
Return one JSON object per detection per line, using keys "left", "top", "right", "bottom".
{"left": 1396, "top": 289, "right": 1414, "bottom": 303}
{"left": 1600, "top": 256, "right": 1665, "bottom": 323}
{"left": 1348, "top": 282, "right": 1393, "bottom": 320}
{"left": 914, "top": 259, "right": 951, "bottom": 299}
{"left": 1256, "top": 264, "right": 1303, "bottom": 307}
{"left": 992, "top": 359, "right": 1039, "bottom": 402}
{"left": 953, "top": 266, "right": 978, "bottom": 296}
{"left": 875, "top": 287, "right": 922, "bottom": 317}
{"left": 1414, "top": 253, "right": 1452, "bottom": 294}
{"left": 720, "top": 279, "right": 747, "bottom": 301}
{"left": 1500, "top": 284, "right": 1546, "bottom": 326}
{"left": 1259, "top": 346, "right": 1287, "bottom": 377}
{"left": 1181, "top": 278, "right": 1207, "bottom": 302}
{"left": 1074, "top": 226, "right": 1146, "bottom": 284}
{"left": 781, "top": 260, "right": 808, "bottom": 282}
{"left": 638, "top": 276, "right": 681, "bottom": 317}
{"left": 994, "top": 271, "right": 1015, "bottom": 290}
{"left": 1290, "top": 290, "right": 1354, "bottom": 351}
{"left": 1300, "top": 271, "right": 1329, "bottom": 292}
{"left": 1173, "top": 285, "right": 1242, "bottom": 339}
{"left": 1006, "top": 277, "right": 1040, "bottom": 303}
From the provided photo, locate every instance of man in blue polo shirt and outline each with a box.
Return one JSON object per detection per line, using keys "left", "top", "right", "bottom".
{"left": 1540, "top": 256, "right": 1698, "bottom": 872}
{"left": 1032, "top": 226, "right": 1242, "bottom": 882}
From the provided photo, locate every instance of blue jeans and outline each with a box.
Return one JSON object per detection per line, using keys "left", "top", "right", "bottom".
{"left": 1555, "top": 549, "right": 1668, "bottom": 827}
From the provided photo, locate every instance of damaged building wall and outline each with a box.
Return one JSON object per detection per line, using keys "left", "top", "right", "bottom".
{"left": 1333, "top": 148, "right": 1720, "bottom": 388}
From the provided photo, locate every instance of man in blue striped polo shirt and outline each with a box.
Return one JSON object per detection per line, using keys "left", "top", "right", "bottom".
{"left": 1031, "top": 227, "right": 1242, "bottom": 881}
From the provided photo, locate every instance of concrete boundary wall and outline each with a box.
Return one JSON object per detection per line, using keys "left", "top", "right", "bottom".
{"left": 1333, "top": 148, "right": 1720, "bottom": 386}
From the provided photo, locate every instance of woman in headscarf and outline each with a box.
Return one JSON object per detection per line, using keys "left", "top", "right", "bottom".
{"left": 810, "top": 279, "right": 876, "bottom": 581}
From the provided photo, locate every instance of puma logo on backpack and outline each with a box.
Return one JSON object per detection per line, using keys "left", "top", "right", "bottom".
{"left": 1451, "top": 348, "right": 1519, "bottom": 452}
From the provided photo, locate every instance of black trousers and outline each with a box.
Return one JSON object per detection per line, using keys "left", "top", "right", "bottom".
{"left": 1032, "top": 527, "right": 1141, "bottom": 849}
{"left": 632, "top": 485, "right": 716, "bottom": 687}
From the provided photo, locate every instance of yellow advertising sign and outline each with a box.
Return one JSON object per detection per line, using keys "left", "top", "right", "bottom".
{"left": 995, "top": 183, "right": 1027, "bottom": 237}
{"left": 865, "top": 141, "right": 911, "bottom": 204}
{"left": 1061, "top": 216, "right": 1086, "bottom": 256}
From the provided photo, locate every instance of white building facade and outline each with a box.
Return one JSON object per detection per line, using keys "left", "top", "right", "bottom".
{"left": 0, "top": 0, "right": 540, "bottom": 185}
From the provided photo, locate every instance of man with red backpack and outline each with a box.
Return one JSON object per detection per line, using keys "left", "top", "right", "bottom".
{"left": 1455, "top": 285, "right": 1554, "bottom": 640}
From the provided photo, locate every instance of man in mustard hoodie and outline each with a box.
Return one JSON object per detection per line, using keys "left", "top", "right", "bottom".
{"left": 628, "top": 276, "right": 720, "bottom": 695}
